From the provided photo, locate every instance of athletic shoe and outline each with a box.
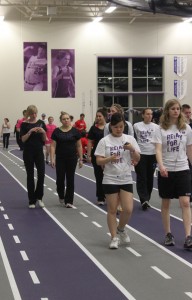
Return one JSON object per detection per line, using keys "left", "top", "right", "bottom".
{"left": 109, "top": 237, "right": 120, "bottom": 249}
{"left": 141, "top": 201, "right": 148, "bottom": 211}
{"left": 164, "top": 232, "right": 175, "bottom": 246}
{"left": 97, "top": 201, "right": 105, "bottom": 206}
{"left": 146, "top": 201, "right": 151, "bottom": 208}
{"left": 117, "top": 229, "right": 130, "bottom": 244}
{"left": 59, "top": 199, "right": 64, "bottom": 205}
{"left": 29, "top": 204, "right": 35, "bottom": 209}
{"left": 184, "top": 235, "right": 192, "bottom": 249}
{"left": 38, "top": 200, "right": 45, "bottom": 208}
{"left": 65, "top": 203, "right": 73, "bottom": 208}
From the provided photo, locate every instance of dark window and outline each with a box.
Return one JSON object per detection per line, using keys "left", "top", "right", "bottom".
{"left": 114, "top": 58, "right": 128, "bottom": 77}
{"left": 98, "top": 58, "right": 112, "bottom": 77}
{"left": 132, "top": 58, "right": 147, "bottom": 77}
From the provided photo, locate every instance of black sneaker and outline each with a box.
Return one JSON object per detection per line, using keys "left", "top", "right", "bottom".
{"left": 141, "top": 201, "right": 148, "bottom": 211}
{"left": 184, "top": 235, "right": 192, "bottom": 249}
{"left": 164, "top": 232, "right": 175, "bottom": 246}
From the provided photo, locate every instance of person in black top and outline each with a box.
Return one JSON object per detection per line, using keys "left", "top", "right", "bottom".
{"left": 87, "top": 107, "right": 107, "bottom": 205}
{"left": 50, "top": 111, "right": 83, "bottom": 208}
{"left": 20, "top": 105, "right": 47, "bottom": 208}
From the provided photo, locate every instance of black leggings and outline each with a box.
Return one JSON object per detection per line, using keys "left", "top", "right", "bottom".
{"left": 3, "top": 133, "right": 10, "bottom": 149}
{"left": 56, "top": 157, "right": 77, "bottom": 204}
{"left": 23, "top": 148, "right": 45, "bottom": 204}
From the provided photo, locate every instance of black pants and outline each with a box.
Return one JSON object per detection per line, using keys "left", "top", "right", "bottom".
{"left": 56, "top": 157, "right": 77, "bottom": 204}
{"left": 23, "top": 148, "right": 45, "bottom": 204}
{"left": 3, "top": 133, "right": 10, "bottom": 149}
{"left": 92, "top": 155, "right": 105, "bottom": 201}
{"left": 135, "top": 154, "right": 156, "bottom": 204}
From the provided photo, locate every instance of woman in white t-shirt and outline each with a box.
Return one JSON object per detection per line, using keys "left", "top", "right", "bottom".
{"left": 134, "top": 108, "right": 159, "bottom": 210}
{"left": 95, "top": 113, "right": 140, "bottom": 249}
{"left": 153, "top": 99, "right": 192, "bottom": 249}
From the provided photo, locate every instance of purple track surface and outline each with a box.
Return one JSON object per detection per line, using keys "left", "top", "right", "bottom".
{"left": 0, "top": 163, "right": 128, "bottom": 300}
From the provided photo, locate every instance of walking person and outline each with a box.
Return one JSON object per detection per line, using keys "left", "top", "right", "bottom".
{"left": 1, "top": 118, "right": 11, "bottom": 150}
{"left": 153, "top": 99, "right": 192, "bottom": 249}
{"left": 50, "top": 112, "right": 83, "bottom": 208}
{"left": 95, "top": 113, "right": 140, "bottom": 249}
{"left": 45, "top": 116, "right": 57, "bottom": 164}
{"left": 134, "top": 108, "right": 159, "bottom": 210}
{"left": 20, "top": 105, "right": 47, "bottom": 208}
{"left": 87, "top": 107, "right": 107, "bottom": 205}
{"left": 104, "top": 103, "right": 134, "bottom": 137}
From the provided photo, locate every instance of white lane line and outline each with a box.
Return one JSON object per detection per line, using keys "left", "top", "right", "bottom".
{"left": 0, "top": 206, "right": 5, "bottom": 211}
{"left": 8, "top": 224, "right": 14, "bottom": 230}
{"left": 151, "top": 266, "right": 171, "bottom": 279}
{"left": 3, "top": 214, "right": 9, "bottom": 219}
{"left": 126, "top": 247, "right": 142, "bottom": 257}
{"left": 2, "top": 161, "right": 192, "bottom": 270}
{"left": 41, "top": 298, "right": 49, "bottom": 300}
{"left": 47, "top": 188, "right": 52, "bottom": 191}
{"left": 185, "top": 292, "right": 192, "bottom": 298}
{"left": 92, "top": 221, "right": 102, "bottom": 228}
{"left": 29, "top": 271, "right": 40, "bottom": 284}
{"left": 20, "top": 251, "right": 29, "bottom": 261}
{"left": 44, "top": 208, "right": 136, "bottom": 300}
{"left": 44, "top": 184, "right": 47, "bottom": 187}
{"left": 54, "top": 192, "right": 58, "bottom": 196}
{"left": 80, "top": 212, "right": 88, "bottom": 218}
{"left": 0, "top": 237, "right": 22, "bottom": 299}
{"left": 13, "top": 235, "right": 21, "bottom": 244}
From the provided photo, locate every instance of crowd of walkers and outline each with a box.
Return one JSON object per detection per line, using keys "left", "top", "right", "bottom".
{"left": 3, "top": 99, "right": 192, "bottom": 250}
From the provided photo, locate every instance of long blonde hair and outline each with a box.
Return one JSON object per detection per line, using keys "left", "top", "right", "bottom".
{"left": 159, "top": 99, "right": 186, "bottom": 130}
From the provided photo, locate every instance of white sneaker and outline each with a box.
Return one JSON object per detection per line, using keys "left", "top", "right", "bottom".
{"left": 109, "top": 237, "right": 120, "bottom": 249}
{"left": 29, "top": 204, "right": 35, "bottom": 209}
{"left": 117, "top": 229, "right": 130, "bottom": 244}
{"left": 38, "top": 200, "right": 45, "bottom": 208}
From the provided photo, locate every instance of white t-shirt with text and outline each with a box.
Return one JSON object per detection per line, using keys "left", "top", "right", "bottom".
{"left": 152, "top": 124, "right": 192, "bottom": 171}
{"left": 94, "top": 133, "right": 140, "bottom": 184}
{"left": 133, "top": 121, "right": 159, "bottom": 155}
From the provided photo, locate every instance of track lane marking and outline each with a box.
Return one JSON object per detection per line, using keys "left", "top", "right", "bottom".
{"left": 151, "top": 266, "right": 171, "bottom": 279}
{"left": 20, "top": 251, "right": 29, "bottom": 261}
{"left": 126, "top": 247, "right": 142, "bottom": 257}
{"left": 8, "top": 224, "right": 14, "bottom": 230}
{"left": 29, "top": 271, "right": 40, "bottom": 284}
{"left": 185, "top": 292, "right": 192, "bottom": 298}
{"left": 3, "top": 214, "right": 9, "bottom": 219}
{"left": 92, "top": 221, "right": 102, "bottom": 228}
{"left": 0, "top": 237, "right": 22, "bottom": 299}
{"left": 80, "top": 212, "right": 88, "bottom": 218}
{"left": 13, "top": 236, "right": 20, "bottom": 244}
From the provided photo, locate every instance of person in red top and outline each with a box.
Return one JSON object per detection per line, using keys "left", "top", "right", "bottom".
{"left": 16, "top": 109, "right": 27, "bottom": 150}
{"left": 81, "top": 130, "right": 88, "bottom": 161}
{"left": 45, "top": 116, "right": 57, "bottom": 164}
{"left": 74, "top": 113, "right": 86, "bottom": 133}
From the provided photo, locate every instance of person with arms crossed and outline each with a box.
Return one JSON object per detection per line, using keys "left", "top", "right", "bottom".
{"left": 95, "top": 113, "right": 140, "bottom": 249}
{"left": 152, "top": 99, "right": 192, "bottom": 249}
{"left": 134, "top": 108, "right": 159, "bottom": 210}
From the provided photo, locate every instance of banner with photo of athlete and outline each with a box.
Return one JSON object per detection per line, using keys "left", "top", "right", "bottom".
{"left": 23, "top": 42, "right": 48, "bottom": 91}
{"left": 51, "top": 49, "right": 75, "bottom": 98}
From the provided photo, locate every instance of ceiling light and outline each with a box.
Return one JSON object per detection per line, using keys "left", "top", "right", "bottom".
{"left": 0, "top": 16, "right": 4, "bottom": 21}
{"left": 105, "top": 6, "right": 117, "bottom": 13}
{"left": 183, "top": 17, "right": 192, "bottom": 23}
{"left": 92, "top": 17, "right": 103, "bottom": 23}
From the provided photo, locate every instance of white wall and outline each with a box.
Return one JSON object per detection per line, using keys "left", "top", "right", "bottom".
{"left": 1, "top": 15, "right": 192, "bottom": 131}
